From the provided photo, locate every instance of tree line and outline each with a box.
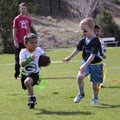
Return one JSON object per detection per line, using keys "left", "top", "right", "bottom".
{"left": 0, "top": 0, "right": 120, "bottom": 53}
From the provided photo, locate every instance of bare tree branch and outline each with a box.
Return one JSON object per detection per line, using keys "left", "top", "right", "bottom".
{"left": 78, "top": 0, "right": 100, "bottom": 19}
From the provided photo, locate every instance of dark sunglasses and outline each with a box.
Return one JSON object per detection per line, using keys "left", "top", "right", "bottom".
{"left": 83, "top": 30, "right": 88, "bottom": 33}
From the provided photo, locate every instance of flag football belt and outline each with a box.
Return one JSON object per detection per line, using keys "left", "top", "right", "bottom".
{"left": 90, "top": 61, "right": 103, "bottom": 65}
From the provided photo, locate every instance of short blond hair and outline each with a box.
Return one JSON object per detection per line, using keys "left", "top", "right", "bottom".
{"left": 19, "top": 2, "right": 26, "bottom": 7}
{"left": 80, "top": 17, "right": 95, "bottom": 29}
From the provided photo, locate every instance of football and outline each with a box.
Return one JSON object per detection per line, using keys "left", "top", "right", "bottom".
{"left": 38, "top": 55, "right": 51, "bottom": 67}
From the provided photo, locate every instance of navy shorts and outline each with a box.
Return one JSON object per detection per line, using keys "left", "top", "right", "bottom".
{"left": 82, "top": 60, "right": 103, "bottom": 84}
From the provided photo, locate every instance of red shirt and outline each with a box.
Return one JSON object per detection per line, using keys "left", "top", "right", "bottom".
{"left": 13, "top": 15, "right": 31, "bottom": 43}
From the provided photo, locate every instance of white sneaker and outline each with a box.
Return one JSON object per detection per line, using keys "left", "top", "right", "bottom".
{"left": 91, "top": 98, "right": 99, "bottom": 105}
{"left": 73, "top": 93, "right": 85, "bottom": 103}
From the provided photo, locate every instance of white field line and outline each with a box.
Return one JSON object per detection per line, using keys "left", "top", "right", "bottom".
{"left": 52, "top": 60, "right": 80, "bottom": 64}
{"left": 0, "top": 60, "right": 120, "bottom": 69}
{"left": 0, "top": 61, "right": 120, "bottom": 69}
{"left": 0, "top": 63, "right": 14, "bottom": 66}
{"left": 0, "top": 61, "right": 80, "bottom": 66}
{"left": 1, "top": 62, "right": 120, "bottom": 81}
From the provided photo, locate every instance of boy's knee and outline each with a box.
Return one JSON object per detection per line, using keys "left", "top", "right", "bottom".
{"left": 92, "top": 84, "right": 99, "bottom": 91}
{"left": 24, "top": 77, "right": 32, "bottom": 86}
{"left": 77, "top": 74, "right": 82, "bottom": 80}
{"left": 77, "top": 72, "right": 85, "bottom": 80}
{"left": 77, "top": 74, "right": 84, "bottom": 84}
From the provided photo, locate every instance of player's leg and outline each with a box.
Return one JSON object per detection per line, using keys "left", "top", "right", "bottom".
{"left": 73, "top": 71, "right": 86, "bottom": 103}
{"left": 14, "top": 43, "right": 25, "bottom": 79}
{"left": 90, "top": 64, "right": 103, "bottom": 105}
{"left": 24, "top": 77, "right": 37, "bottom": 109}
{"left": 91, "top": 83, "right": 99, "bottom": 105}
{"left": 24, "top": 77, "right": 34, "bottom": 96}
{"left": 14, "top": 47, "right": 20, "bottom": 79}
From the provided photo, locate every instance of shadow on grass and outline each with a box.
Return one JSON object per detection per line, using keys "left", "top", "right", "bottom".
{"left": 42, "top": 77, "right": 75, "bottom": 80}
{"left": 35, "top": 109, "right": 93, "bottom": 116}
{"left": 52, "top": 92, "right": 59, "bottom": 95}
{"left": 101, "top": 86, "right": 120, "bottom": 89}
{"left": 97, "top": 103, "right": 120, "bottom": 109}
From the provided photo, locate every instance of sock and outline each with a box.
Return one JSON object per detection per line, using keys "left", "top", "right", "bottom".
{"left": 29, "top": 95, "right": 35, "bottom": 98}
{"left": 93, "top": 90, "right": 98, "bottom": 99}
{"left": 78, "top": 84, "right": 84, "bottom": 95}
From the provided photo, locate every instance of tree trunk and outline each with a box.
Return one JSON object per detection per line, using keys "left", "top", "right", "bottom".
{"left": 78, "top": 0, "right": 100, "bottom": 20}
{"left": 49, "top": 0, "right": 53, "bottom": 14}
{"left": 58, "top": 0, "right": 61, "bottom": 10}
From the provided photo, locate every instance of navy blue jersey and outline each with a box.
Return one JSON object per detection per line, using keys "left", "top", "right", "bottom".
{"left": 76, "top": 36, "right": 102, "bottom": 64}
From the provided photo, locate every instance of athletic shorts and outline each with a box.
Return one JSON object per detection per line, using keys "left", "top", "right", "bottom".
{"left": 21, "top": 73, "right": 39, "bottom": 90}
{"left": 82, "top": 60, "right": 103, "bottom": 84}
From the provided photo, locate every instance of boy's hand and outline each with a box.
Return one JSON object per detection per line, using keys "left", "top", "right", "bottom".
{"left": 21, "top": 55, "right": 35, "bottom": 67}
{"left": 14, "top": 41, "right": 19, "bottom": 48}
{"left": 79, "top": 65, "right": 86, "bottom": 74}
{"left": 31, "top": 54, "right": 35, "bottom": 60}
{"left": 62, "top": 57, "right": 71, "bottom": 63}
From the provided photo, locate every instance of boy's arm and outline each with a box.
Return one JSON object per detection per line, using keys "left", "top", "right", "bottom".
{"left": 63, "top": 48, "right": 80, "bottom": 63}
{"left": 79, "top": 54, "right": 95, "bottom": 73}
{"left": 21, "top": 57, "right": 32, "bottom": 67}
{"left": 20, "top": 55, "right": 35, "bottom": 67}
{"left": 13, "top": 27, "right": 19, "bottom": 48}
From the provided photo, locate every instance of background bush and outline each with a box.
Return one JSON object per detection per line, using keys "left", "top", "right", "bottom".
{"left": 95, "top": 6, "right": 120, "bottom": 46}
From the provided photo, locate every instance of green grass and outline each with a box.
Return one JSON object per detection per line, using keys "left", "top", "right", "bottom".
{"left": 0, "top": 48, "right": 120, "bottom": 120}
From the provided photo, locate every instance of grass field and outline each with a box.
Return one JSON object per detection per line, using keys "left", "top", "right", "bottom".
{"left": 0, "top": 47, "right": 120, "bottom": 120}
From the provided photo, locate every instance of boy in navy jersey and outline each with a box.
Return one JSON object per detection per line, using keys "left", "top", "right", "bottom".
{"left": 63, "top": 18, "right": 103, "bottom": 105}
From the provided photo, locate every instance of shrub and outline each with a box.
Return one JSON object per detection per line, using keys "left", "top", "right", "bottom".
{"left": 95, "top": 7, "right": 120, "bottom": 46}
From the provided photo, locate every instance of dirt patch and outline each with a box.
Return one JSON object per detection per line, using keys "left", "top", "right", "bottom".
{"left": 32, "top": 15, "right": 81, "bottom": 49}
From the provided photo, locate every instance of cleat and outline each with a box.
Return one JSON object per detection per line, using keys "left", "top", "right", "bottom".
{"left": 91, "top": 98, "right": 99, "bottom": 105}
{"left": 73, "top": 93, "right": 85, "bottom": 103}
{"left": 28, "top": 103, "right": 35, "bottom": 109}
{"left": 28, "top": 96, "right": 37, "bottom": 109}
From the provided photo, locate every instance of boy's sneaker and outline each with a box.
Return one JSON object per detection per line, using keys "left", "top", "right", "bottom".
{"left": 28, "top": 96, "right": 37, "bottom": 109}
{"left": 28, "top": 96, "right": 37, "bottom": 104}
{"left": 73, "top": 93, "right": 85, "bottom": 103}
{"left": 91, "top": 98, "right": 99, "bottom": 105}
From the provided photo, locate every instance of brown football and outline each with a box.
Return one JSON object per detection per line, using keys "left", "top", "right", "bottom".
{"left": 38, "top": 55, "right": 51, "bottom": 67}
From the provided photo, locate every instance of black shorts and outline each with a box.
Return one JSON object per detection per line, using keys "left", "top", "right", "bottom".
{"left": 21, "top": 73, "right": 39, "bottom": 90}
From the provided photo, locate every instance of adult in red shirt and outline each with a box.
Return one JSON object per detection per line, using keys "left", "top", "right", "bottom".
{"left": 13, "top": 2, "right": 31, "bottom": 79}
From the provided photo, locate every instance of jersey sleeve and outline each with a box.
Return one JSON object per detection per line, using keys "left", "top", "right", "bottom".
{"left": 91, "top": 38, "right": 101, "bottom": 56}
{"left": 13, "top": 17, "right": 18, "bottom": 28}
{"left": 37, "top": 47, "right": 45, "bottom": 55}
{"left": 76, "top": 39, "right": 85, "bottom": 51}
{"left": 19, "top": 49, "right": 26, "bottom": 64}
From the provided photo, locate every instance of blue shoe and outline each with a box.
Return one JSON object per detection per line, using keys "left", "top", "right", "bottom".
{"left": 91, "top": 98, "right": 99, "bottom": 105}
{"left": 73, "top": 93, "right": 85, "bottom": 103}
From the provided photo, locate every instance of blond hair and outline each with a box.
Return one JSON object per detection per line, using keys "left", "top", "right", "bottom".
{"left": 19, "top": 2, "right": 26, "bottom": 7}
{"left": 80, "top": 17, "right": 95, "bottom": 29}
